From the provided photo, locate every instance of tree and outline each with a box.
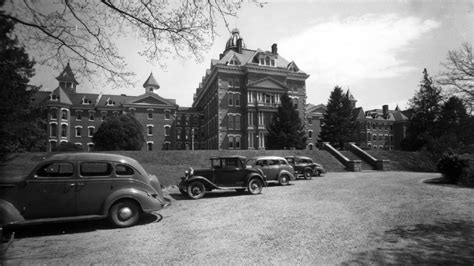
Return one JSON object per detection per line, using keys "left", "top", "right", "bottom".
{"left": 438, "top": 43, "right": 474, "bottom": 113}
{"left": 267, "top": 93, "right": 306, "bottom": 149}
{"left": 0, "top": 0, "right": 263, "bottom": 87}
{"left": 93, "top": 115, "right": 145, "bottom": 151}
{"left": 319, "top": 86, "right": 355, "bottom": 149}
{"left": 402, "top": 68, "right": 444, "bottom": 151}
{"left": 0, "top": 6, "right": 46, "bottom": 152}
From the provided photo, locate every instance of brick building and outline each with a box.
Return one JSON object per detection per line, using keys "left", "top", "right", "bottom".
{"left": 188, "top": 28, "right": 310, "bottom": 150}
{"left": 35, "top": 63, "right": 178, "bottom": 152}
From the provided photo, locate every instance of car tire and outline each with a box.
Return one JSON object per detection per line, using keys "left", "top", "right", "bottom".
{"left": 248, "top": 178, "right": 263, "bottom": 195}
{"left": 304, "top": 169, "right": 313, "bottom": 180}
{"left": 187, "top": 181, "right": 206, "bottom": 199}
{"left": 109, "top": 199, "right": 140, "bottom": 228}
{"left": 316, "top": 170, "right": 322, "bottom": 177}
{"left": 279, "top": 173, "right": 290, "bottom": 186}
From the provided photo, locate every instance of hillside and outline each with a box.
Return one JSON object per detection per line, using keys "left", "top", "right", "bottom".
{"left": 0, "top": 149, "right": 436, "bottom": 187}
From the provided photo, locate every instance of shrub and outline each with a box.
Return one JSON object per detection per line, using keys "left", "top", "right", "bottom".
{"left": 437, "top": 153, "right": 470, "bottom": 184}
{"left": 54, "top": 142, "right": 83, "bottom": 152}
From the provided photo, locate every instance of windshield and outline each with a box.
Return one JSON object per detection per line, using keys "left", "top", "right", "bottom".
{"left": 246, "top": 159, "right": 256, "bottom": 166}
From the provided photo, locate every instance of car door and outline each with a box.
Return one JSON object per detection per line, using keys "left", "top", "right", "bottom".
{"left": 266, "top": 159, "right": 281, "bottom": 180}
{"left": 74, "top": 161, "right": 114, "bottom": 216}
{"left": 213, "top": 158, "right": 244, "bottom": 187}
{"left": 21, "top": 161, "right": 76, "bottom": 219}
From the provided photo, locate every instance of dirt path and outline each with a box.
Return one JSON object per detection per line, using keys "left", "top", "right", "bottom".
{"left": 2, "top": 171, "right": 473, "bottom": 264}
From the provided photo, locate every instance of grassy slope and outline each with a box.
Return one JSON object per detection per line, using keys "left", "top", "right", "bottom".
{"left": 0, "top": 149, "right": 435, "bottom": 187}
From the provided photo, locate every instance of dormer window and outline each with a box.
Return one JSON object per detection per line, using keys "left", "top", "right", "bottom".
{"left": 82, "top": 96, "right": 91, "bottom": 105}
{"left": 106, "top": 97, "right": 115, "bottom": 106}
{"left": 259, "top": 55, "right": 276, "bottom": 67}
{"left": 50, "top": 94, "right": 59, "bottom": 101}
{"left": 228, "top": 56, "right": 240, "bottom": 66}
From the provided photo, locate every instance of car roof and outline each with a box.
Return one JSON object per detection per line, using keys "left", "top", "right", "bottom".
{"left": 285, "top": 155, "right": 312, "bottom": 160}
{"left": 209, "top": 155, "right": 247, "bottom": 160}
{"left": 46, "top": 152, "right": 138, "bottom": 164}
{"left": 249, "top": 156, "right": 287, "bottom": 161}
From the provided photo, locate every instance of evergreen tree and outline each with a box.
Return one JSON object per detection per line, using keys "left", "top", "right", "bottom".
{"left": 267, "top": 93, "right": 306, "bottom": 149}
{"left": 0, "top": 8, "right": 46, "bottom": 152}
{"left": 319, "top": 86, "right": 355, "bottom": 149}
{"left": 93, "top": 115, "right": 145, "bottom": 151}
{"left": 402, "top": 68, "right": 444, "bottom": 151}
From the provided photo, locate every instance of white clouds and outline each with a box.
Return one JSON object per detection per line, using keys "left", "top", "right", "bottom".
{"left": 279, "top": 14, "right": 440, "bottom": 86}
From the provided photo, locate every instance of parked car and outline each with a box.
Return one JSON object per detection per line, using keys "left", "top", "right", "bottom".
{"left": 178, "top": 156, "right": 266, "bottom": 199}
{"left": 285, "top": 156, "right": 325, "bottom": 179}
{"left": 246, "top": 156, "right": 295, "bottom": 186}
{"left": 0, "top": 153, "right": 168, "bottom": 229}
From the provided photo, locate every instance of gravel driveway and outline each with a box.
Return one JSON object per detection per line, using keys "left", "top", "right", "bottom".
{"left": 2, "top": 171, "right": 473, "bottom": 264}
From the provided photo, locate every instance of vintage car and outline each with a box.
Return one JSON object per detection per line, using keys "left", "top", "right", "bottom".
{"left": 285, "top": 156, "right": 325, "bottom": 179}
{"left": 246, "top": 156, "right": 295, "bottom": 186}
{"left": 178, "top": 156, "right": 266, "bottom": 199}
{"left": 0, "top": 153, "right": 168, "bottom": 229}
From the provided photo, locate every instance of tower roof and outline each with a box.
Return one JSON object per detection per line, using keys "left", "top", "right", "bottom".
{"left": 143, "top": 72, "right": 160, "bottom": 89}
{"left": 56, "top": 62, "right": 78, "bottom": 84}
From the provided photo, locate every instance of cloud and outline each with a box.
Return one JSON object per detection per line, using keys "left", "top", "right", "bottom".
{"left": 279, "top": 14, "right": 440, "bottom": 86}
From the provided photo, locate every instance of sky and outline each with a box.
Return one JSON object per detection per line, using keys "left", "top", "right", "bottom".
{"left": 29, "top": 0, "right": 473, "bottom": 111}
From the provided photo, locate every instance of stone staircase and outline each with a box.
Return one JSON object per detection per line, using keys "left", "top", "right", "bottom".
{"left": 322, "top": 142, "right": 390, "bottom": 172}
{"left": 339, "top": 150, "right": 376, "bottom": 171}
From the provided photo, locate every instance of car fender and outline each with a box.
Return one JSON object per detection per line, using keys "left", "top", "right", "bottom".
{"left": 185, "top": 176, "right": 219, "bottom": 190}
{"left": 245, "top": 173, "right": 266, "bottom": 186}
{"left": 0, "top": 199, "right": 24, "bottom": 226}
{"left": 103, "top": 188, "right": 164, "bottom": 216}
{"left": 304, "top": 167, "right": 316, "bottom": 174}
{"left": 278, "top": 170, "right": 296, "bottom": 181}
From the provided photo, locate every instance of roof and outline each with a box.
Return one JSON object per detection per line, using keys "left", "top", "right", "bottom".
{"left": 56, "top": 63, "right": 78, "bottom": 84}
{"left": 143, "top": 73, "right": 160, "bottom": 88}
{"left": 47, "top": 152, "right": 136, "bottom": 163}
{"left": 249, "top": 156, "right": 287, "bottom": 161}
{"left": 209, "top": 155, "right": 247, "bottom": 160}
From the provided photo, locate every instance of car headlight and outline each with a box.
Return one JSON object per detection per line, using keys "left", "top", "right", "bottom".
{"left": 185, "top": 167, "right": 194, "bottom": 177}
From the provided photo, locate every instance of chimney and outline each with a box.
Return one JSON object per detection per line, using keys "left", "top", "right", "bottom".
{"left": 271, "top": 43, "right": 278, "bottom": 55}
{"left": 383, "top": 105, "right": 389, "bottom": 118}
{"left": 237, "top": 38, "right": 242, "bottom": 53}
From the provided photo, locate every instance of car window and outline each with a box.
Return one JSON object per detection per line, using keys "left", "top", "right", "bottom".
{"left": 116, "top": 164, "right": 134, "bottom": 176}
{"left": 256, "top": 160, "right": 265, "bottom": 167}
{"left": 246, "top": 159, "right": 256, "bottom": 166}
{"left": 211, "top": 158, "right": 221, "bottom": 169}
{"left": 286, "top": 158, "right": 294, "bottom": 164}
{"left": 223, "top": 158, "right": 238, "bottom": 168}
{"left": 268, "top": 160, "right": 279, "bottom": 166}
{"left": 36, "top": 162, "right": 74, "bottom": 178}
{"left": 80, "top": 162, "right": 112, "bottom": 177}
{"left": 279, "top": 159, "right": 287, "bottom": 165}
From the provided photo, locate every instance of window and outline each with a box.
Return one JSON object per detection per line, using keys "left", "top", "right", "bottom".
{"left": 164, "top": 142, "right": 170, "bottom": 150}
{"left": 228, "top": 115, "right": 234, "bottom": 130}
{"left": 308, "top": 117, "right": 312, "bottom": 125}
{"left": 113, "top": 111, "right": 119, "bottom": 117}
{"left": 235, "top": 136, "right": 241, "bottom": 149}
{"left": 88, "top": 126, "right": 94, "bottom": 137}
{"left": 235, "top": 115, "right": 240, "bottom": 130}
{"left": 75, "top": 126, "right": 82, "bottom": 137}
{"left": 80, "top": 162, "right": 112, "bottom": 177}
{"left": 101, "top": 111, "right": 107, "bottom": 121}
{"left": 147, "top": 142, "right": 153, "bottom": 151}
{"left": 88, "top": 110, "right": 95, "bottom": 121}
{"left": 50, "top": 123, "right": 57, "bottom": 137}
{"left": 228, "top": 93, "right": 233, "bottom": 106}
{"left": 235, "top": 94, "right": 240, "bottom": 106}
{"left": 147, "top": 125, "right": 153, "bottom": 136}
{"left": 148, "top": 109, "right": 153, "bottom": 119}
{"left": 50, "top": 108, "right": 58, "bottom": 120}
{"left": 185, "top": 128, "right": 190, "bottom": 140}
{"left": 106, "top": 98, "right": 115, "bottom": 106}
{"left": 177, "top": 128, "right": 182, "bottom": 140}
{"left": 164, "top": 125, "right": 170, "bottom": 136}
{"left": 76, "top": 110, "right": 82, "bottom": 121}
{"left": 116, "top": 164, "right": 134, "bottom": 175}
{"left": 229, "top": 136, "right": 234, "bottom": 149}
{"left": 50, "top": 94, "right": 59, "bottom": 101}
{"left": 308, "top": 130, "right": 313, "bottom": 139}
{"left": 82, "top": 97, "right": 91, "bottom": 105}
{"left": 36, "top": 162, "right": 74, "bottom": 178}
{"left": 61, "top": 109, "right": 68, "bottom": 120}
{"left": 165, "top": 110, "right": 170, "bottom": 120}
{"left": 87, "top": 143, "right": 94, "bottom": 152}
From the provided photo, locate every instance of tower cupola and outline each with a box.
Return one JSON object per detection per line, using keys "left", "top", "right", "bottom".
{"left": 225, "top": 28, "right": 245, "bottom": 53}
{"left": 143, "top": 72, "right": 160, "bottom": 93}
{"left": 56, "top": 62, "right": 79, "bottom": 92}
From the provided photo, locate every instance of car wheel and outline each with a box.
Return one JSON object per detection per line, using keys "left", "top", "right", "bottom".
{"left": 304, "top": 169, "right": 313, "bottom": 180}
{"left": 109, "top": 199, "right": 140, "bottom": 228}
{"left": 279, "top": 173, "right": 290, "bottom": 186}
{"left": 317, "top": 170, "right": 322, "bottom": 177}
{"left": 248, "top": 178, "right": 263, "bottom": 195}
{"left": 187, "top": 181, "right": 206, "bottom": 199}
